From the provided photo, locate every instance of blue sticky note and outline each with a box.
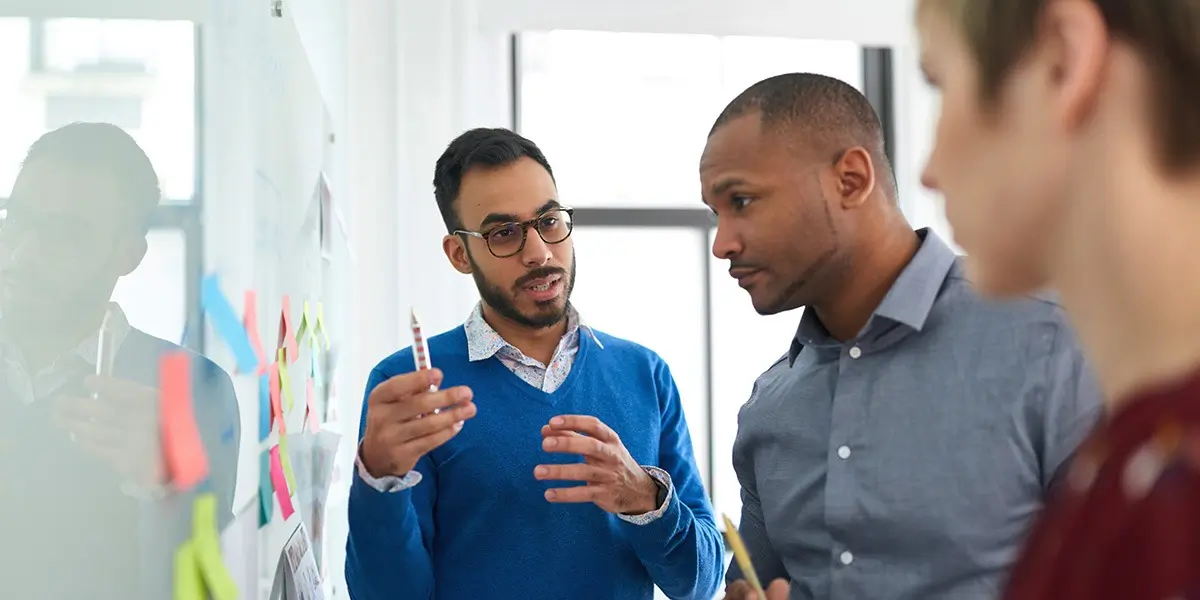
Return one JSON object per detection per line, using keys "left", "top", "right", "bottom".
{"left": 258, "top": 372, "right": 271, "bottom": 441}
{"left": 200, "top": 274, "right": 259, "bottom": 374}
{"left": 258, "top": 448, "right": 273, "bottom": 527}
{"left": 311, "top": 352, "right": 324, "bottom": 389}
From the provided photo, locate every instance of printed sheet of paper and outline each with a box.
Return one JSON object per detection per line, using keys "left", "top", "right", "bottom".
{"left": 159, "top": 353, "right": 209, "bottom": 490}
{"left": 281, "top": 521, "right": 326, "bottom": 600}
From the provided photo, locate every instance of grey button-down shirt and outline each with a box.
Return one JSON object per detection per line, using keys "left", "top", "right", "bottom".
{"left": 729, "top": 230, "right": 1103, "bottom": 600}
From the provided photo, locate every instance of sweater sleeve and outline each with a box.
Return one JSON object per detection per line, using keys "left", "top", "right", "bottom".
{"left": 345, "top": 367, "right": 439, "bottom": 600}
{"left": 615, "top": 358, "right": 725, "bottom": 600}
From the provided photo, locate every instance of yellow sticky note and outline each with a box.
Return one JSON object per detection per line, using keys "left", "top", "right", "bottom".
{"left": 295, "top": 301, "right": 312, "bottom": 345}
{"left": 277, "top": 348, "right": 295, "bottom": 411}
{"left": 316, "top": 302, "right": 331, "bottom": 350}
{"left": 192, "top": 494, "right": 239, "bottom": 600}
{"left": 173, "top": 540, "right": 205, "bottom": 600}
{"left": 279, "top": 432, "right": 297, "bottom": 492}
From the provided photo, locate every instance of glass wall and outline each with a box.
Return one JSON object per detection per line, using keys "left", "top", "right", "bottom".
{"left": 516, "top": 30, "right": 865, "bottom": 526}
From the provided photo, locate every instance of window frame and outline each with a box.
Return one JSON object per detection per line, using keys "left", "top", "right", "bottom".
{"left": 511, "top": 33, "right": 896, "bottom": 514}
{"left": 3, "top": 20, "right": 204, "bottom": 352}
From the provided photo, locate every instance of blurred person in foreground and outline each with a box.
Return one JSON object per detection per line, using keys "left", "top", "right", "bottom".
{"left": 917, "top": 0, "right": 1200, "bottom": 598}
{"left": 0, "top": 122, "right": 240, "bottom": 599}
{"left": 345, "top": 127, "right": 722, "bottom": 600}
{"left": 700, "top": 73, "right": 1102, "bottom": 600}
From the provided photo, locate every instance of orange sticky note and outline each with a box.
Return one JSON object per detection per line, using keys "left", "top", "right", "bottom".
{"left": 244, "top": 290, "right": 267, "bottom": 375}
{"left": 159, "top": 353, "right": 209, "bottom": 490}
{"left": 305, "top": 377, "right": 319, "bottom": 433}
{"left": 268, "top": 361, "right": 283, "bottom": 433}
{"left": 278, "top": 295, "right": 299, "bottom": 364}
{"left": 269, "top": 445, "right": 295, "bottom": 519}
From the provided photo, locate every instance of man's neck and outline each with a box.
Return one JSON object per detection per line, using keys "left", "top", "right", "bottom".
{"left": 1050, "top": 162, "right": 1200, "bottom": 406}
{"left": 813, "top": 224, "right": 921, "bottom": 342}
{"left": 4, "top": 304, "right": 108, "bottom": 372}
{"left": 480, "top": 303, "right": 568, "bottom": 366}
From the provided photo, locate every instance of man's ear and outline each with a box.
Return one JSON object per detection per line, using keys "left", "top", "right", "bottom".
{"left": 834, "top": 146, "right": 876, "bottom": 209}
{"left": 115, "top": 236, "right": 148, "bottom": 277}
{"left": 443, "top": 234, "right": 473, "bottom": 274}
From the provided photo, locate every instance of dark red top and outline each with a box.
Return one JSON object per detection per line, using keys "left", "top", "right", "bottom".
{"left": 1004, "top": 369, "right": 1200, "bottom": 600}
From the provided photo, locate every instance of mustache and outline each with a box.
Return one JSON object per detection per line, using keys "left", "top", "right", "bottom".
{"left": 515, "top": 266, "right": 567, "bottom": 289}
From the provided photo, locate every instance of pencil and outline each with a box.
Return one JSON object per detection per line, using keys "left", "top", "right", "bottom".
{"left": 722, "top": 513, "right": 765, "bottom": 597}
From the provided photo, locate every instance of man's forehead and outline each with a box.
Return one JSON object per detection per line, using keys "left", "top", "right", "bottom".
{"left": 457, "top": 159, "right": 557, "bottom": 225}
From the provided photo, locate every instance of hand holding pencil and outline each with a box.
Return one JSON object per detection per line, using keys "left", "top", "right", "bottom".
{"left": 721, "top": 513, "right": 791, "bottom": 600}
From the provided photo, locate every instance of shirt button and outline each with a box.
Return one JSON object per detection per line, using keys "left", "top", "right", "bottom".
{"left": 840, "top": 550, "right": 854, "bottom": 565}
{"left": 848, "top": 346, "right": 862, "bottom": 359}
{"left": 837, "top": 445, "right": 852, "bottom": 459}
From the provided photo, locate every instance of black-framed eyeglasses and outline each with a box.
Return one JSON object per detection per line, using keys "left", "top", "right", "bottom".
{"left": 455, "top": 207, "right": 574, "bottom": 258}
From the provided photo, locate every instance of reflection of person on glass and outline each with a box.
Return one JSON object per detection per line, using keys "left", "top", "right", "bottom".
{"left": 346, "top": 128, "right": 723, "bottom": 600}
{"left": 0, "top": 122, "right": 240, "bottom": 599}
{"left": 916, "top": 0, "right": 1200, "bottom": 598}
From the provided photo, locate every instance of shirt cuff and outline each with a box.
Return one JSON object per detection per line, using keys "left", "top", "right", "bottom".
{"left": 355, "top": 443, "right": 423, "bottom": 493}
{"left": 617, "top": 466, "right": 673, "bottom": 525}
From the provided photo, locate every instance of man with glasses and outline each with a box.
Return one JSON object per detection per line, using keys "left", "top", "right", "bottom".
{"left": 346, "top": 127, "right": 723, "bottom": 600}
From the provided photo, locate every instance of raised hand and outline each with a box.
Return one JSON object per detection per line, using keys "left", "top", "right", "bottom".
{"left": 359, "top": 368, "right": 475, "bottom": 478}
{"left": 534, "top": 415, "right": 660, "bottom": 515}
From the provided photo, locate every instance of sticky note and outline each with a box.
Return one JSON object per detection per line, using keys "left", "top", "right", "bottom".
{"left": 268, "top": 362, "right": 283, "bottom": 434}
{"left": 159, "top": 353, "right": 209, "bottom": 491}
{"left": 243, "top": 290, "right": 268, "bottom": 375}
{"left": 278, "top": 295, "right": 299, "bottom": 364}
{"left": 305, "top": 377, "right": 319, "bottom": 433}
{"left": 258, "top": 449, "right": 273, "bottom": 527}
{"left": 201, "top": 274, "right": 259, "bottom": 374}
{"left": 316, "top": 301, "right": 331, "bottom": 350}
{"left": 269, "top": 445, "right": 295, "bottom": 519}
{"left": 257, "top": 373, "right": 270, "bottom": 441}
{"left": 295, "top": 300, "right": 312, "bottom": 345}
{"left": 277, "top": 348, "right": 295, "bottom": 412}
{"left": 173, "top": 540, "right": 205, "bottom": 600}
{"left": 279, "top": 432, "right": 297, "bottom": 492}
{"left": 311, "top": 350, "right": 324, "bottom": 389}
{"left": 191, "top": 494, "right": 238, "bottom": 600}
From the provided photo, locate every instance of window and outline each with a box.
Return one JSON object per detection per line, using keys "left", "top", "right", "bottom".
{"left": 516, "top": 30, "right": 871, "bottom": 527}
{"left": 0, "top": 17, "right": 201, "bottom": 350}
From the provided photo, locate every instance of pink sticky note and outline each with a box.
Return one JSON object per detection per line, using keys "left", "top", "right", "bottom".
{"left": 159, "top": 353, "right": 209, "bottom": 490}
{"left": 244, "top": 290, "right": 268, "bottom": 375}
{"left": 278, "top": 295, "right": 300, "bottom": 364}
{"left": 305, "top": 377, "right": 319, "bottom": 433}
{"left": 269, "top": 445, "right": 295, "bottom": 519}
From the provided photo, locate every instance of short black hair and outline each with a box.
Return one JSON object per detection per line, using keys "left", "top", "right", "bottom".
{"left": 710, "top": 73, "right": 897, "bottom": 199}
{"left": 433, "top": 127, "right": 555, "bottom": 232}
{"left": 22, "top": 121, "right": 161, "bottom": 234}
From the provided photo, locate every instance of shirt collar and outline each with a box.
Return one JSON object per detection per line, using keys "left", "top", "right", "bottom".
{"left": 790, "top": 228, "right": 957, "bottom": 364}
{"left": 464, "top": 301, "right": 583, "bottom": 363}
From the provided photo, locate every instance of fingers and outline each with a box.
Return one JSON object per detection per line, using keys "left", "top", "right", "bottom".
{"left": 394, "top": 401, "right": 476, "bottom": 441}
{"left": 543, "top": 484, "right": 600, "bottom": 504}
{"left": 541, "top": 434, "right": 615, "bottom": 462}
{"left": 541, "top": 424, "right": 584, "bottom": 438}
{"left": 398, "top": 419, "right": 467, "bottom": 457}
{"left": 723, "top": 580, "right": 753, "bottom": 600}
{"left": 547, "top": 415, "right": 619, "bottom": 443}
{"left": 84, "top": 375, "right": 156, "bottom": 400}
{"left": 533, "top": 462, "right": 616, "bottom": 484}
{"left": 765, "top": 579, "right": 790, "bottom": 600}
{"left": 371, "top": 369, "right": 444, "bottom": 402}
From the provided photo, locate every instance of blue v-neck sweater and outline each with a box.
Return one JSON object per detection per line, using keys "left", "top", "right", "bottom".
{"left": 346, "top": 326, "right": 723, "bottom": 600}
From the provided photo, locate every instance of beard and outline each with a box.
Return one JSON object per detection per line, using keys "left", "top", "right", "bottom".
{"left": 467, "top": 248, "right": 576, "bottom": 330}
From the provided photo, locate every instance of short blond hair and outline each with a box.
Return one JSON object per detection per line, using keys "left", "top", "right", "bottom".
{"left": 920, "top": 0, "right": 1200, "bottom": 174}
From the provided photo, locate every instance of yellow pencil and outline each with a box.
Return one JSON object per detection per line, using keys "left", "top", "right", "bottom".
{"left": 721, "top": 513, "right": 765, "bottom": 597}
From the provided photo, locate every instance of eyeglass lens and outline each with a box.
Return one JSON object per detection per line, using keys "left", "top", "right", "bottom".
{"left": 487, "top": 209, "right": 573, "bottom": 257}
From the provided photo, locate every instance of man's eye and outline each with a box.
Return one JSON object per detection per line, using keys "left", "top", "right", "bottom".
{"left": 731, "top": 195, "right": 754, "bottom": 209}
{"left": 491, "top": 224, "right": 519, "bottom": 238}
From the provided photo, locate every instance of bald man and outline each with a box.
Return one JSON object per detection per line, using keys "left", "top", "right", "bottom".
{"left": 700, "top": 73, "right": 1103, "bottom": 600}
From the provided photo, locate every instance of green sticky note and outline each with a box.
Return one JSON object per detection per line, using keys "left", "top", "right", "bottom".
{"left": 192, "top": 494, "right": 240, "bottom": 600}
{"left": 278, "top": 348, "right": 295, "bottom": 412}
{"left": 279, "top": 432, "right": 297, "bottom": 492}
{"left": 173, "top": 540, "right": 205, "bottom": 600}
{"left": 259, "top": 449, "right": 274, "bottom": 527}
